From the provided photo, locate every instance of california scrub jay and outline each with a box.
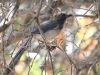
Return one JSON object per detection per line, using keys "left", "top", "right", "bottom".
{"left": 5, "top": 13, "right": 72, "bottom": 74}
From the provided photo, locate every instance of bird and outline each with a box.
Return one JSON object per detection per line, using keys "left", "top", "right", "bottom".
{"left": 32, "top": 13, "right": 72, "bottom": 41}
{"left": 5, "top": 13, "right": 72, "bottom": 74}
{"left": 5, "top": 13, "right": 72, "bottom": 46}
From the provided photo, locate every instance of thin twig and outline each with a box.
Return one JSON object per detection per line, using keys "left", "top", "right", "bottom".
{"left": 73, "top": 14, "right": 98, "bottom": 18}
{"left": 35, "top": 0, "right": 54, "bottom": 75}
{"left": 0, "top": 0, "right": 20, "bottom": 32}
{"left": 87, "top": 59, "right": 98, "bottom": 75}
{"left": 57, "top": 45, "right": 78, "bottom": 70}
{"left": 1, "top": 32, "right": 6, "bottom": 74}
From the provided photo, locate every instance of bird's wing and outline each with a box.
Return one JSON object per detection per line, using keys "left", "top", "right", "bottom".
{"left": 33, "top": 20, "right": 58, "bottom": 34}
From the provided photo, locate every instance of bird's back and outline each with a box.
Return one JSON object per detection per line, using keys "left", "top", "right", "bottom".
{"left": 33, "top": 20, "right": 58, "bottom": 34}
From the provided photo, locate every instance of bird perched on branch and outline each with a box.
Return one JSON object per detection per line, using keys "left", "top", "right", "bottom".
{"left": 6, "top": 13, "right": 72, "bottom": 46}
{"left": 5, "top": 13, "right": 72, "bottom": 74}
{"left": 32, "top": 13, "right": 72, "bottom": 41}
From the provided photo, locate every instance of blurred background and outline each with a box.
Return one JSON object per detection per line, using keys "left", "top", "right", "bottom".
{"left": 0, "top": 0, "right": 100, "bottom": 75}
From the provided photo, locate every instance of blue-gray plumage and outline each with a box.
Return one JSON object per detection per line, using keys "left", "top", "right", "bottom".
{"left": 33, "top": 13, "right": 72, "bottom": 34}
{"left": 33, "top": 21, "right": 58, "bottom": 34}
{"left": 5, "top": 13, "right": 72, "bottom": 74}
{"left": 33, "top": 13, "right": 72, "bottom": 41}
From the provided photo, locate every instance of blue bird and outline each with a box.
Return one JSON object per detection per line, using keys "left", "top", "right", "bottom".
{"left": 6, "top": 13, "right": 72, "bottom": 46}
{"left": 5, "top": 13, "right": 72, "bottom": 74}
{"left": 32, "top": 13, "right": 72, "bottom": 41}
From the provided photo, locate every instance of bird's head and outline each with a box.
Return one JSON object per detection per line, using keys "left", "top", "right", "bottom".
{"left": 55, "top": 13, "right": 72, "bottom": 22}
{"left": 55, "top": 13, "right": 72, "bottom": 30}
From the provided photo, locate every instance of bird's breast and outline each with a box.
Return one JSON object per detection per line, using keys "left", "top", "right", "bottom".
{"left": 33, "top": 30, "right": 60, "bottom": 41}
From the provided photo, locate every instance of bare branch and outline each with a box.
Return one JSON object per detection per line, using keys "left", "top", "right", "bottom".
{"left": 0, "top": 0, "right": 20, "bottom": 32}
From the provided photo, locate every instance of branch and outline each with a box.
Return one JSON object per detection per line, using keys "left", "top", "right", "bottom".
{"left": 5, "top": 24, "right": 35, "bottom": 46}
{"left": 35, "top": 0, "right": 55, "bottom": 74}
{"left": 4, "top": 38, "right": 29, "bottom": 75}
{"left": 46, "top": 0, "right": 60, "bottom": 14}
{"left": 76, "top": 55, "right": 100, "bottom": 74}
{"left": 0, "top": 0, "right": 20, "bottom": 32}
{"left": 72, "top": 14, "right": 98, "bottom": 18}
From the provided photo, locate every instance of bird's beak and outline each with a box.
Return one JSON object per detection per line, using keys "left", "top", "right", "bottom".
{"left": 66, "top": 14, "right": 72, "bottom": 17}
